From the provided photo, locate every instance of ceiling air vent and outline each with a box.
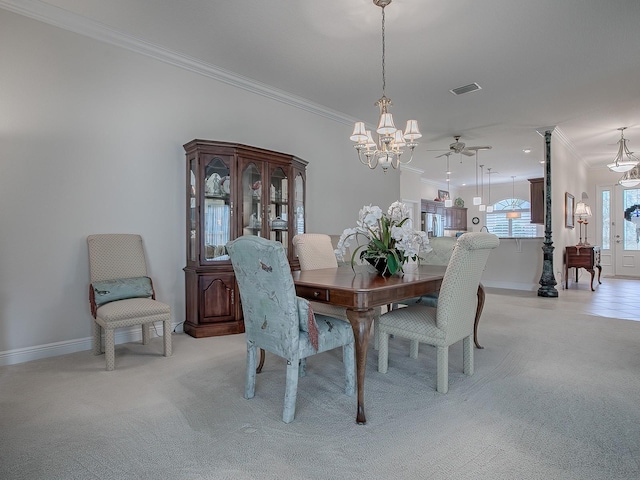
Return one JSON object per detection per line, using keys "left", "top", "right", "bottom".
{"left": 449, "top": 83, "right": 482, "bottom": 96}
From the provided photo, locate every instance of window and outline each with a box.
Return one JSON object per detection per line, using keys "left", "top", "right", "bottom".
{"left": 485, "top": 198, "right": 538, "bottom": 238}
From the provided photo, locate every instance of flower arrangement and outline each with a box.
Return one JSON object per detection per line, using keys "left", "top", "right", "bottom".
{"left": 335, "top": 201, "right": 431, "bottom": 276}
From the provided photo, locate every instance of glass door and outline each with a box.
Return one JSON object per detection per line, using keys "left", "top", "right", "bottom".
{"left": 241, "top": 162, "right": 263, "bottom": 238}
{"left": 269, "top": 167, "right": 288, "bottom": 253}
{"left": 203, "top": 156, "right": 231, "bottom": 261}
{"left": 614, "top": 185, "right": 640, "bottom": 277}
{"left": 294, "top": 173, "right": 305, "bottom": 236}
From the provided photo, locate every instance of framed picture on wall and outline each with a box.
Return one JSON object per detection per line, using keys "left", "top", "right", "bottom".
{"left": 565, "top": 192, "right": 575, "bottom": 228}
{"left": 437, "top": 189, "right": 450, "bottom": 201}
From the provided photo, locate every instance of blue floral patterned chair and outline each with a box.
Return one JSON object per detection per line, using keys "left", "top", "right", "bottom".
{"left": 377, "top": 232, "right": 499, "bottom": 393}
{"left": 227, "top": 236, "right": 355, "bottom": 423}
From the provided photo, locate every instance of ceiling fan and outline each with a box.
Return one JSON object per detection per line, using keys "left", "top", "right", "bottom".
{"left": 435, "top": 135, "right": 492, "bottom": 157}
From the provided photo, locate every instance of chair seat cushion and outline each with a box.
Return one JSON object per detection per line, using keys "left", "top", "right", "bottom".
{"left": 299, "top": 315, "right": 354, "bottom": 358}
{"left": 379, "top": 304, "right": 446, "bottom": 341}
{"left": 96, "top": 297, "right": 170, "bottom": 325}
{"left": 92, "top": 276, "right": 153, "bottom": 307}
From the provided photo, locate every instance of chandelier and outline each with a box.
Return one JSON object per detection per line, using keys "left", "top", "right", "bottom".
{"left": 607, "top": 127, "right": 639, "bottom": 173}
{"left": 349, "top": 0, "right": 421, "bottom": 172}
{"left": 619, "top": 164, "right": 640, "bottom": 187}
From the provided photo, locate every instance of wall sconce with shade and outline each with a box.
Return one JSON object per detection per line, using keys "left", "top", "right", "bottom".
{"left": 607, "top": 127, "right": 639, "bottom": 173}
{"left": 349, "top": 0, "right": 421, "bottom": 172}
{"left": 574, "top": 200, "right": 592, "bottom": 245}
{"left": 506, "top": 176, "right": 521, "bottom": 219}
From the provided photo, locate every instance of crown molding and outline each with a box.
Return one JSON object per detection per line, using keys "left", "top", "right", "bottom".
{"left": 0, "top": 0, "right": 356, "bottom": 127}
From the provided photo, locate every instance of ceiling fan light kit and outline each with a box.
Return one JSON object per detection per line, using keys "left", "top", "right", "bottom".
{"left": 350, "top": 0, "right": 421, "bottom": 172}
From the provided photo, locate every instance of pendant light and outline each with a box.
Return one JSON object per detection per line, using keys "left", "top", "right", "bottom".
{"left": 486, "top": 168, "right": 494, "bottom": 213}
{"left": 506, "top": 176, "right": 521, "bottom": 219}
{"left": 445, "top": 153, "right": 453, "bottom": 207}
{"left": 479, "top": 165, "right": 486, "bottom": 212}
{"left": 473, "top": 150, "right": 481, "bottom": 205}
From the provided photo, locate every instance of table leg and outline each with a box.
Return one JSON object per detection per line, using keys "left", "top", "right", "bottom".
{"left": 596, "top": 265, "right": 602, "bottom": 285}
{"left": 346, "top": 308, "right": 375, "bottom": 425}
{"left": 587, "top": 268, "right": 596, "bottom": 291}
{"left": 474, "top": 285, "right": 485, "bottom": 349}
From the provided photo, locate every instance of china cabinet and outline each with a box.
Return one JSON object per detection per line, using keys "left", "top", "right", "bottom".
{"left": 183, "top": 140, "right": 307, "bottom": 338}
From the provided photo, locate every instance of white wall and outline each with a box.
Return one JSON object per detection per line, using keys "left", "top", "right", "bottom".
{"left": 0, "top": 10, "right": 593, "bottom": 364}
{"left": 0, "top": 10, "right": 400, "bottom": 363}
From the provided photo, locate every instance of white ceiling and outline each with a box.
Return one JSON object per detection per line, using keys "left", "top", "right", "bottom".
{"left": 15, "top": 0, "right": 640, "bottom": 186}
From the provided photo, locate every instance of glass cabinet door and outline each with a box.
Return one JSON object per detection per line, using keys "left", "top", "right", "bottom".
{"left": 188, "top": 159, "right": 197, "bottom": 263}
{"left": 203, "top": 156, "right": 231, "bottom": 261}
{"left": 242, "top": 162, "right": 263, "bottom": 237}
{"left": 269, "top": 167, "right": 289, "bottom": 252}
{"left": 294, "top": 172, "right": 305, "bottom": 236}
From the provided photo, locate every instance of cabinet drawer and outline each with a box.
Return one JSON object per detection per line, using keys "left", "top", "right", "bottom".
{"left": 296, "top": 285, "right": 330, "bottom": 302}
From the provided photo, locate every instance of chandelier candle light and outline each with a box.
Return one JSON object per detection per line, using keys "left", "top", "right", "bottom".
{"left": 350, "top": 0, "right": 421, "bottom": 172}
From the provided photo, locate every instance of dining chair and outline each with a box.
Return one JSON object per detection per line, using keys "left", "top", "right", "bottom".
{"left": 227, "top": 235, "right": 355, "bottom": 423}
{"left": 87, "top": 234, "right": 172, "bottom": 371}
{"left": 293, "top": 233, "right": 382, "bottom": 348}
{"left": 377, "top": 232, "right": 499, "bottom": 393}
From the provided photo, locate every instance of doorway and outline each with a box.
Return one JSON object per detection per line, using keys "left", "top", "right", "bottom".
{"left": 598, "top": 184, "right": 640, "bottom": 277}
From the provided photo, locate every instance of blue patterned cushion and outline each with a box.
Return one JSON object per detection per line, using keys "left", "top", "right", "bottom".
{"left": 92, "top": 276, "right": 153, "bottom": 307}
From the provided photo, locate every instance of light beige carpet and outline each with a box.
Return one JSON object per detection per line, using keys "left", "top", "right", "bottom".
{"left": 1, "top": 292, "right": 639, "bottom": 479}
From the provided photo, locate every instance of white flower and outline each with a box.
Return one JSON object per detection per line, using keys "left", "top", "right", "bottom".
{"left": 359, "top": 205, "right": 383, "bottom": 227}
{"left": 335, "top": 201, "right": 431, "bottom": 274}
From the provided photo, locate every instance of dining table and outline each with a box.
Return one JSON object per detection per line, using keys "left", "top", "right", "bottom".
{"left": 291, "top": 263, "right": 486, "bottom": 424}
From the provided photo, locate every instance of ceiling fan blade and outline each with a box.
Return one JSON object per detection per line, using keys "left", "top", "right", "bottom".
{"left": 461, "top": 150, "right": 476, "bottom": 157}
{"left": 435, "top": 152, "right": 453, "bottom": 158}
{"left": 465, "top": 146, "right": 493, "bottom": 151}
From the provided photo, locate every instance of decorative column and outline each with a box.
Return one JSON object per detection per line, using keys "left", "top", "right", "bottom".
{"left": 537, "top": 128, "right": 558, "bottom": 297}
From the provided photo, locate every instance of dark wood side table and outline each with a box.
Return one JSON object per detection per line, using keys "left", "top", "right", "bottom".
{"left": 564, "top": 245, "right": 602, "bottom": 291}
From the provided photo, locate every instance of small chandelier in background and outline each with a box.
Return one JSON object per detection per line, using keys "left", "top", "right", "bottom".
{"left": 619, "top": 164, "right": 640, "bottom": 187}
{"left": 349, "top": 0, "right": 421, "bottom": 172}
{"left": 607, "top": 127, "right": 639, "bottom": 173}
{"left": 506, "top": 176, "right": 521, "bottom": 219}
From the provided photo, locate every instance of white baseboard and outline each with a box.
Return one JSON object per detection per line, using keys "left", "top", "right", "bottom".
{"left": 0, "top": 322, "right": 175, "bottom": 367}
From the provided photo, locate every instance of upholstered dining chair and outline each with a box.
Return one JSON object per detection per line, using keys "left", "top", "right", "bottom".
{"left": 87, "top": 234, "right": 172, "bottom": 371}
{"left": 293, "top": 233, "right": 382, "bottom": 348}
{"left": 377, "top": 232, "right": 499, "bottom": 393}
{"left": 227, "top": 235, "right": 355, "bottom": 423}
